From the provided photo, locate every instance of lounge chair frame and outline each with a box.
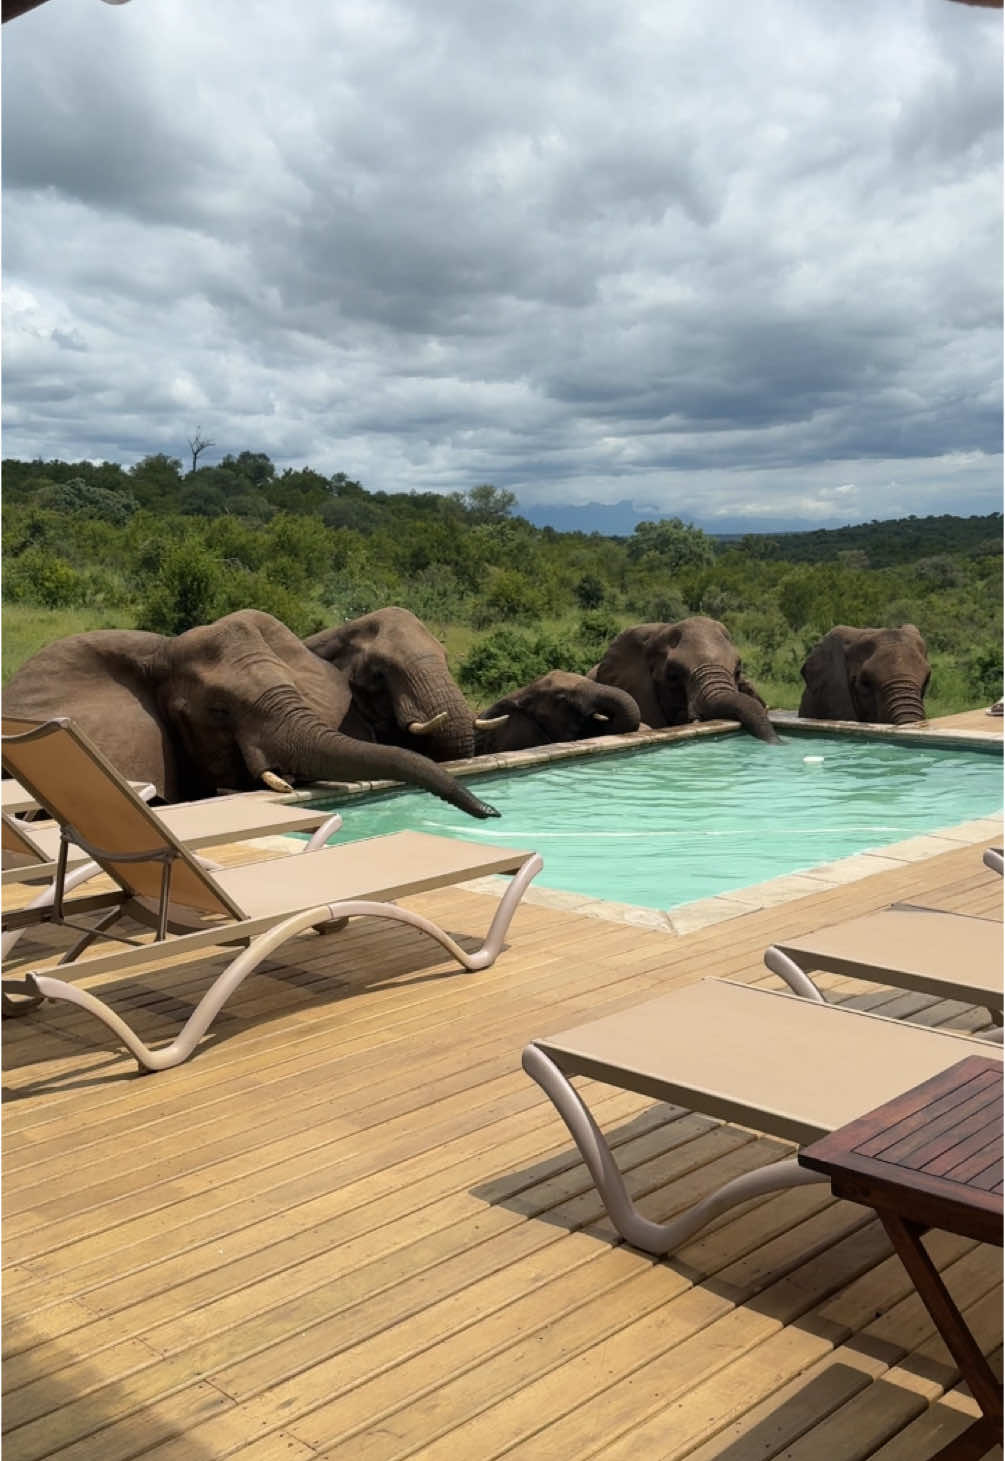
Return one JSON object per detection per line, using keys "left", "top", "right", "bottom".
{"left": 522, "top": 979, "right": 1001, "bottom": 1256}
{"left": 2, "top": 717, "right": 542, "bottom": 1071}
{"left": 764, "top": 901, "right": 1004, "bottom": 1042}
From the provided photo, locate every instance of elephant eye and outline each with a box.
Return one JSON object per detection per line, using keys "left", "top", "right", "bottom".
{"left": 208, "top": 705, "right": 230, "bottom": 725}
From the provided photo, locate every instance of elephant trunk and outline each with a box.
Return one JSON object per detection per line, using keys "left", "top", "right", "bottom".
{"left": 592, "top": 686, "right": 642, "bottom": 735}
{"left": 879, "top": 678, "right": 927, "bottom": 725}
{"left": 690, "top": 664, "right": 780, "bottom": 744}
{"left": 396, "top": 659, "right": 476, "bottom": 761}
{"left": 242, "top": 686, "right": 498, "bottom": 818}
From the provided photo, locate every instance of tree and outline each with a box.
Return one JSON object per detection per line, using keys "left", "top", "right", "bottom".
{"left": 186, "top": 428, "right": 215, "bottom": 475}
{"left": 463, "top": 484, "right": 517, "bottom": 524}
{"left": 626, "top": 517, "right": 715, "bottom": 571}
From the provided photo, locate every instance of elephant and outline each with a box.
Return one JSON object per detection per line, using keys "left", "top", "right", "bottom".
{"left": 798, "top": 624, "right": 931, "bottom": 724}
{"left": 2, "top": 609, "right": 499, "bottom": 817}
{"left": 590, "top": 617, "right": 779, "bottom": 743}
{"left": 474, "top": 672, "right": 642, "bottom": 754}
{"left": 306, "top": 607, "right": 503, "bottom": 762}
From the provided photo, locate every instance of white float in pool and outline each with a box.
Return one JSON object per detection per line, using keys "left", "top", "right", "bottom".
{"left": 803, "top": 755, "right": 825, "bottom": 764}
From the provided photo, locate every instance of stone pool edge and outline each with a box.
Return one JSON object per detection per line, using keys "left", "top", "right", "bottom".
{"left": 451, "top": 813, "right": 1005, "bottom": 936}
{"left": 253, "top": 713, "right": 1001, "bottom": 938}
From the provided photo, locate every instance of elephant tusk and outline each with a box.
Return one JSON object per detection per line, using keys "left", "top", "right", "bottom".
{"left": 407, "top": 711, "right": 449, "bottom": 736}
{"left": 262, "top": 770, "right": 294, "bottom": 794}
{"left": 474, "top": 714, "right": 509, "bottom": 730}
{"left": 591, "top": 712, "right": 610, "bottom": 722}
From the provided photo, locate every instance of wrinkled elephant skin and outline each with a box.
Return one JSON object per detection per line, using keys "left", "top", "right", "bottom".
{"left": 799, "top": 625, "right": 931, "bottom": 725}
{"left": 592, "top": 617, "right": 779, "bottom": 743}
{"left": 3, "top": 610, "right": 499, "bottom": 818}
{"left": 306, "top": 607, "right": 479, "bottom": 761}
{"left": 476, "top": 671, "right": 641, "bottom": 753}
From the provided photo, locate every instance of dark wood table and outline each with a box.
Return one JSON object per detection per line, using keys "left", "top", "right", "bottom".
{"left": 799, "top": 1055, "right": 1003, "bottom": 1461}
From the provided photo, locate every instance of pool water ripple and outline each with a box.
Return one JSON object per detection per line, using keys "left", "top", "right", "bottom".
{"left": 310, "top": 733, "right": 1003, "bottom": 911}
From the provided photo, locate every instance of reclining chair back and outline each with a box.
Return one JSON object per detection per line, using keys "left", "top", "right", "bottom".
{"left": 1, "top": 718, "right": 242, "bottom": 923}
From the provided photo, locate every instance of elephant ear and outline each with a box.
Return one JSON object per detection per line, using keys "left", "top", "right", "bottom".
{"left": 799, "top": 630, "right": 858, "bottom": 720}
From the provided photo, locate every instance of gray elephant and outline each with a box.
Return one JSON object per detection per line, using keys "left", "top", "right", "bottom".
{"left": 590, "top": 617, "right": 779, "bottom": 743}
{"left": 306, "top": 607, "right": 500, "bottom": 762}
{"left": 2, "top": 609, "right": 499, "bottom": 817}
{"left": 798, "top": 625, "right": 931, "bottom": 724}
{"left": 475, "top": 672, "right": 642, "bottom": 754}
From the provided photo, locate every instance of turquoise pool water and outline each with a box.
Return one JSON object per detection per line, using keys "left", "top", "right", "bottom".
{"left": 306, "top": 733, "right": 1002, "bottom": 911}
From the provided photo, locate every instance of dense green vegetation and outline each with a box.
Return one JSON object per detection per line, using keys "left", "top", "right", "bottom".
{"left": 2, "top": 452, "right": 1001, "bottom": 715}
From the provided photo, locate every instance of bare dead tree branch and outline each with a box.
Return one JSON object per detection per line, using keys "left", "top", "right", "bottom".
{"left": 187, "top": 429, "right": 215, "bottom": 475}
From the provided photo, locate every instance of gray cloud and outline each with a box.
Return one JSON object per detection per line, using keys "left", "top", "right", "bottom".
{"left": 2, "top": 0, "right": 1001, "bottom": 527}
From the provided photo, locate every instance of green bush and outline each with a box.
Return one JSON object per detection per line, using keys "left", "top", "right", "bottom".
{"left": 471, "top": 569, "right": 547, "bottom": 628}
{"left": 577, "top": 610, "right": 622, "bottom": 658}
{"left": 3, "top": 547, "right": 89, "bottom": 608}
{"left": 138, "top": 540, "right": 222, "bottom": 634}
{"left": 33, "top": 477, "right": 138, "bottom": 525}
{"left": 458, "top": 626, "right": 593, "bottom": 703}
{"left": 215, "top": 569, "right": 325, "bottom": 637}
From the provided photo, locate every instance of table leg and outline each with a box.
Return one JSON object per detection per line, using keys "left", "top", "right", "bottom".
{"left": 926, "top": 1416, "right": 1000, "bottom": 1461}
{"left": 880, "top": 1214, "right": 1002, "bottom": 1457}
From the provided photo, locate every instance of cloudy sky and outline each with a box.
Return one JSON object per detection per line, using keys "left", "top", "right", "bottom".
{"left": 3, "top": 0, "right": 1001, "bottom": 529}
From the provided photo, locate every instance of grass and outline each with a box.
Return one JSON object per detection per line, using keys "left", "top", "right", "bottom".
{"left": 2, "top": 605, "right": 141, "bottom": 683}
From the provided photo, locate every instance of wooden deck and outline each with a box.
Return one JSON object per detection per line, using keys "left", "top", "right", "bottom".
{"left": 3, "top": 816, "right": 1004, "bottom": 1457}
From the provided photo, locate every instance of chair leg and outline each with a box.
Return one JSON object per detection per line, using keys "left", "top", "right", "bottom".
{"left": 1, "top": 859, "right": 112, "bottom": 961}
{"left": 763, "top": 947, "right": 827, "bottom": 1003}
{"left": 303, "top": 813, "right": 342, "bottom": 854}
{"left": 522, "top": 1042, "right": 823, "bottom": 1255}
{"left": 2, "top": 982, "right": 46, "bottom": 1018}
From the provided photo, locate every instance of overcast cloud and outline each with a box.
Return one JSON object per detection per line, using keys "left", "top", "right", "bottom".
{"left": 2, "top": 0, "right": 1001, "bottom": 527}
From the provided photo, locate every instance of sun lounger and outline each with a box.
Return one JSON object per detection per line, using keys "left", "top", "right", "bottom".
{"left": 1, "top": 716, "right": 542, "bottom": 1070}
{"left": 984, "top": 847, "right": 1003, "bottom": 876}
{"left": 764, "top": 904, "right": 1003, "bottom": 1036}
{"left": 3, "top": 774, "right": 156, "bottom": 814}
{"left": 522, "top": 978, "right": 1001, "bottom": 1255}
{"left": 3, "top": 794, "right": 342, "bottom": 882}
{"left": 2, "top": 794, "right": 344, "bottom": 960}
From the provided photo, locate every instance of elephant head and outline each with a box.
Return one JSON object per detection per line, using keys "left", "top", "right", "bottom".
{"left": 306, "top": 607, "right": 494, "bottom": 762}
{"left": 798, "top": 625, "right": 931, "bottom": 724}
{"left": 3, "top": 610, "right": 499, "bottom": 817}
{"left": 475, "top": 671, "right": 642, "bottom": 754}
{"left": 591, "top": 617, "right": 779, "bottom": 743}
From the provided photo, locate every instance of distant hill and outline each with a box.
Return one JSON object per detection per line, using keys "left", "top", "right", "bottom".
{"left": 520, "top": 499, "right": 874, "bottom": 537}
{"left": 521, "top": 500, "right": 1003, "bottom": 565}
{"left": 737, "top": 513, "right": 1003, "bottom": 566}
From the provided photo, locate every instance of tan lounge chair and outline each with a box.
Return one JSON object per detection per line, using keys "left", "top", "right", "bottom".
{"left": 3, "top": 773, "right": 156, "bottom": 814}
{"left": 764, "top": 904, "right": 1003, "bottom": 1037}
{"left": 522, "top": 979, "right": 1001, "bottom": 1255}
{"left": 2, "top": 793, "right": 344, "bottom": 959}
{"left": 2, "top": 717, "right": 542, "bottom": 1071}
{"left": 3, "top": 794, "right": 341, "bottom": 882}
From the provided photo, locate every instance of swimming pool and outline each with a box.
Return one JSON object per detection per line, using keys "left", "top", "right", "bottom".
{"left": 306, "top": 732, "right": 1002, "bottom": 911}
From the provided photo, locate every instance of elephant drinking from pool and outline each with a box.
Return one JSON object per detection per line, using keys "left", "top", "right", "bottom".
{"left": 2, "top": 610, "right": 499, "bottom": 817}
{"left": 475, "top": 672, "right": 641, "bottom": 753}
{"left": 798, "top": 625, "right": 931, "bottom": 724}
{"left": 590, "top": 617, "right": 779, "bottom": 743}
{"left": 306, "top": 607, "right": 502, "bottom": 762}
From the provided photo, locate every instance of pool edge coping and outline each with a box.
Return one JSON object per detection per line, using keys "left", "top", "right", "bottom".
{"left": 257, "top": 713, "right": 1002, "bottom": 938}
